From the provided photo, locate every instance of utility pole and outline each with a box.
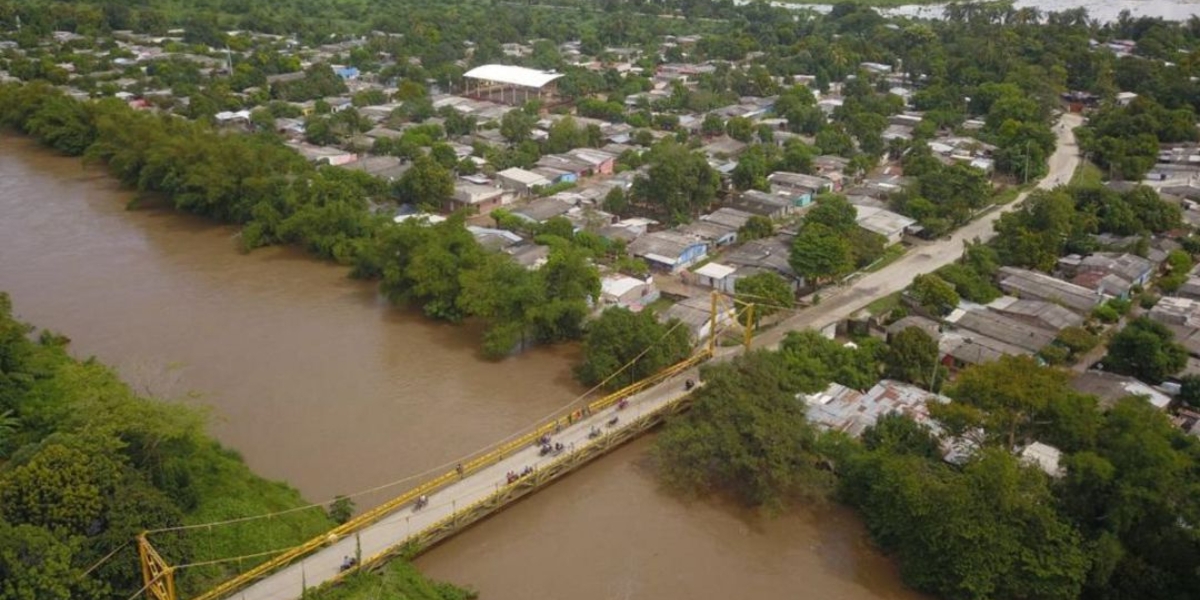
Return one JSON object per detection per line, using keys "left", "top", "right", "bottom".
{"left": 1024, "top": 140, "right": 1032, "bottom": 185}
{"left": 708, "top": 290, "right": 718, "bottom": 356}
{"left": 743, "top": 303, "right": 754, "bottom": 351}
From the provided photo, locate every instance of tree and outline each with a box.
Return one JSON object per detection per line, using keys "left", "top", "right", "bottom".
{"left": 654, "top": 352, "right": 834, "bottom": 511}
{"left": 909, "top": 273, "right": 959, "bottom": 316}
{"left": 936, "top": 355, "right": 1099, "bottom": 451}
{"left": 726, "top": 116, "right": 755, "bottom": 142}
{"left": 0, "top": 521, "right": 89, "bottom": 600}
{"left": 738, "top": 215, "right": 774, "bottom": 241}
{"left": 458, "top": 252, "right": 544, "bottom": 356}
{"left": 803, "top": 194, "right": 858, "bottom": 232}
{"left": 1177, "top": 374, "right": 1200, "bottom": 408}
{"left": 532, "top": 247, "right": 600, "bottom": 344}
{"left": 841, "top": 448, "right": 1088, "bottom": 600}
{"left": 394, "top": 155, "right": 453, "bottom": 210}
{"left": 734, "top": 272, "right": 794, "bottom": 327}
{"left": 884, "top": 327, "right": 942, "bottom": 390}
{"left": 500, "top": 109, "right": 535, "bottom": 145}
{"left": 731, "top": 145, "right": 769, "bottom": 191}
{"left": 1104, "top": 317, "right": 1187, "bottom": 384}
{"left": 630, "top": 140, "right": 720, "bottom": 224}
{"left": 575, "top": 308, "right": 692, "bottom": 390}
{"left": 789, "top": 222, "right": 853, "bottom": 283}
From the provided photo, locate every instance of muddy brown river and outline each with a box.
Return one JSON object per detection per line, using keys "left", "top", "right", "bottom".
{"left": 0, "top": 135, "right": 923, "bottom": 600}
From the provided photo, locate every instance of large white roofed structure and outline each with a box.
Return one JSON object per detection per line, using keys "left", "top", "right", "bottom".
{"left": 464, "top": 64, "right": 563, "bottom": 88}
{"left": 461, "top": 64, "right": 564, "bottom": 106}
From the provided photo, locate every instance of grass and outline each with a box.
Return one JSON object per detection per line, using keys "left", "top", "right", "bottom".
{"left": 1070, "top": 160, "right": 1105, "bottom": 187}
{"left": 864, "top": 243, "right": 907, "bottom": 273}
{"left": 174, "top": 441, "right": 337, "bottom": 595}
{"left": 865, "top": 291, "right": 902, "bottom": 316}
{"left": 307, "top": 561, "right": 476, "bottom": 600}
{"left": 992, "top": 184, "right": 1029, "bottom": 206}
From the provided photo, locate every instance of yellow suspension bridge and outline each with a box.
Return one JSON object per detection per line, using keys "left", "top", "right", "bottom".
{"left": 133, "top": 294, "right": 759, "bottom": 600}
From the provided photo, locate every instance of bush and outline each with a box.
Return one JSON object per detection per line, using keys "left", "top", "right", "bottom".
{"left": 1092, "top": 304, "right": 1120, "bottom": 324}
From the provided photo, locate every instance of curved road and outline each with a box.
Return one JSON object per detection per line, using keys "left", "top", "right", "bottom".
{"left": 754, "top": 112, "right": 1084, "bottom": 348}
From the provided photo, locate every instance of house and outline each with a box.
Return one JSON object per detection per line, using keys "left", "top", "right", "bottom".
{"left": 600, "top": 274, "right": 659, "bottom": 310}
{"left": 505, "top": 243, "right": 551, "bottom": 269}
{"left": 659, "top": 294, "right": 735, "bottom": 342}
{"left": 996, "top": 267, "right": 1104, "bottom": 315}
{"left": 946, "top": 309, "right": 1056, "bottom": 354}
{"left": 284, "top": 142, "right": 356, "bottom": 166}
{"left": 700, "top": 136, "right": 747, "bottom": 158}
{"left": 627, "top": 231, "right": 708, "bottom": 272}
{"left": 855, "top": 205, "right": 916, "bottom": 245}
{"left": 726, "top": 190, "right": 794, "bottom": 219}
{"left": 566, "top": 148, "right": 617, "bottom": 176}
{"left": 692, "top": 262, "right": 738, "bottom": 294}
{"left": 1070, "top": 371, "right": 1172, "bottom": 410}
{"left": 532, "top": 166, "right": 576, "bottom": 185}
{"left": 1058, "top": 252, "right": 1155, "bottom": 298}
{"left": 536, "top": 154, "right": 593, "bottom": 179}
{"left": 722, "top": 235, "right": 802, "bottom": 289}
{"left": 701, "top": 208, "right": 755, "bottom": 233}
{"left": 939, "top": 331, "right": 1031, "bottom": 369}
{"left": 466, "top": 225, "right": 523, "bottom": 250}
{"left": 449, "top": 182, "right": 509, "bottom": 215}
{"left": 987, "top": 297, "right": 1084, "bottom": 332}
{"left": 802, "top": 379, "right": 949, "bottom": 439}
{"left": 496, "top": 167, "right": 552, "bottom": 195}
{"left": 337, "top": 155, "right": 410, "bottom": 181}
{"left": 886, "top": 315, "right": 942, "bottom": 342}
{"left": 678, "top": 220, "right": 737, "bottom": 248}
{"left": 767, "top": 172, "right": 833, "bottom": 207}
{"left": 334, "top": 66, "right": 360, "bottom": 80}
{"left": 509, "top": 197, "right": 574, "bottom": 224}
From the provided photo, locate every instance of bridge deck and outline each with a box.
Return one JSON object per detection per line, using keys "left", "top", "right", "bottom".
{"left": 228, "top": 363, "right": 703, "bottom": 600}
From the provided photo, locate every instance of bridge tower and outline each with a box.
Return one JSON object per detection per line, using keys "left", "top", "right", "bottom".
{"left": 137, "top": 533, "right": 178, "bottom": 600}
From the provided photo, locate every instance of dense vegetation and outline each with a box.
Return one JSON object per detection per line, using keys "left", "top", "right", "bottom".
{"left": 656, "top": 340, "right": 1200, "bottom": 600}
{"left": 0, "top": 294, "right": 292, "bottom": 596}
{"left": 0, "top": 292, "right": 468, "bottom": 599}
{"left": 305, "top": 562, "right": 475, "bottom": 600}
{"left": 789, "top": 194, "right": 887, "bottom": 283}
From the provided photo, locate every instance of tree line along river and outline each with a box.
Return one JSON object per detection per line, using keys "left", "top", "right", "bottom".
{"left": 0, "top": 135, "right": 924, "bottom": 599}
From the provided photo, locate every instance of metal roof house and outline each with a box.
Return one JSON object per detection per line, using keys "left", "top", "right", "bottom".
{"left": 996, "top": 267, "right": 1105, "bottom": 315}
{"left": 627, "top": 231, "right": 708, "bottom": 272}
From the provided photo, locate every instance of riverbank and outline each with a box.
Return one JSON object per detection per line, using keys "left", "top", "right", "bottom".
{"left": 0, "top": 293, "right": 470, "bottom": 599}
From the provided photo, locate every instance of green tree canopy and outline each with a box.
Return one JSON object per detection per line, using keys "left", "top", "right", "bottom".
{"left": 575, "top": 308, "right": 693, "bottom": 390}
{"left": 1103, "top": 317, "right": 1188, "bottom": 384}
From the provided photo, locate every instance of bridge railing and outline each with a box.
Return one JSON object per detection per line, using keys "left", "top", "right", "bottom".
{"left": 189, "top": 349, "right": 710, "bottom": 600}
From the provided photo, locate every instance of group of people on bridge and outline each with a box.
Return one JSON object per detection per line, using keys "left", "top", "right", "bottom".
{"left": 506, "top": 466, "right": 534, "bottom": 484}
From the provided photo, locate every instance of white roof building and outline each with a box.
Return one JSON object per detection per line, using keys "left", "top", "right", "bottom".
{"left": 463, "top": 64, "right": 563, "bottom": 89}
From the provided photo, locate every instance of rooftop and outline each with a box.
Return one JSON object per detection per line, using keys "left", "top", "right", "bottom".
{"left": 802, "top": 380, "right": 950, "bottom": 439}
{"left": 1070, "top": 371, "right": 1171, "bottom": 410}
{"left": 949, "top": 309, "right": 1056, "bottom": 353}
{"left": 997, "top": 267, "right": 1104, "bottom": 315}
{"left": 463, "top": 64, "right": 563, "bottom": 88}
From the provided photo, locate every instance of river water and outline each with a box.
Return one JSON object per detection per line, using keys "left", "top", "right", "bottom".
{"left": 0, "top": 136, "right": 921, "bottom": 600}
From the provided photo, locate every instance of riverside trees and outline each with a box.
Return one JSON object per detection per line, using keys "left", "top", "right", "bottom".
{"left": 0, "top": 83, "right": 603, "bottom": 358}
{"left": 655, "top": 334, "right": 1200, "bottom": 600}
